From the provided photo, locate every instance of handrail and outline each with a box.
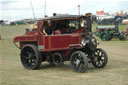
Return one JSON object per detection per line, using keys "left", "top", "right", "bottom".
{"left": 13, "top": 41, "right": 20, "bottom": 49}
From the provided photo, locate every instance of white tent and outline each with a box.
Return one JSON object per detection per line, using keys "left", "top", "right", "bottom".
{"left": 122, "top": 19, "right": 128, "bottom": 24}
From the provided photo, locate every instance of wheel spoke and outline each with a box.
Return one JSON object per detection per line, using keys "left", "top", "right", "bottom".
{"left": 31, "top": 59, "right": 36, "bottom": 65}
{"left": 78, "top": 63, "right": 84, "bottom": 71}
{"left": 101, "top": 60, "right": 104, "bottom": 63}
{"left": 96, "top": 61, "right": 98, "bottom": 65}
{"left": 76, "top": 62, "right": 85, "bottom": 72}
{"left": 76, "top": 62, "right": 81, "bottom": 70}
{"left": 99, "top": 51, "right": 102, "bottom": 56}
{"left": 74, "top": 54, "right": 84, "bottom": 71}
{"left": 98, "top": 61, "right": 101, "bottom": 66}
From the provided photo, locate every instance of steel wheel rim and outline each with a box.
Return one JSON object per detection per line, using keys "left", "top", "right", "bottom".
{"left": 93, "top": 49, "right": 105, "bottom": 67}
{"left": 71, "top": 53, "right": 85, "bottom": 72}
{"left": 21, "top": 47, "right": 37, "bottom": 69}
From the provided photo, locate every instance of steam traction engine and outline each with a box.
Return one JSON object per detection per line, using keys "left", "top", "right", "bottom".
{"left": 14, "top": 13, "right": 108, "bottom": 73}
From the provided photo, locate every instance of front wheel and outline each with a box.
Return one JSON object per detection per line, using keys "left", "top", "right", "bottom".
{"left": 119, "top": 32, "right": 126, "bottom": 40}
{"left": 70, "top": 51, "right": 88, "bottom": 73}
{"left": 20, "top": 44, "right": 42, "bottom": 69}
{"left": 91, "top": 48, "right": 108, "bottom": 68}
{"left": 101, "top": 33, "right": 109, "bottom": 41}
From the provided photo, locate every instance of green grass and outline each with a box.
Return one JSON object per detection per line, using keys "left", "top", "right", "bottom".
{"left": 119, "top": 24, "right": 128, "bottom": 32}
{"left": 0, "top": 25, "right": 31, "bottom": 39}
{"left": 0, "top": 24, "right": 128, "bottom": 85}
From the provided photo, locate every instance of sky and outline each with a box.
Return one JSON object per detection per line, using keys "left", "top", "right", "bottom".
{"left": 0, "top": 0, "right": 128, "bottom": 21}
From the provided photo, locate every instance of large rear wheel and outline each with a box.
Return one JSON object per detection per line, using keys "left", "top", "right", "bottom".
{"left": 20, "top": 44, "right": 42, "bottom": 69}
{"left": 70, "top": 51, "right": 88, "bottom": 73}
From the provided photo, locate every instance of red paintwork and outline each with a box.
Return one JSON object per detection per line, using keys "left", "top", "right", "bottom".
{"left": 44, "top": 36, "right": 50, "bottom": 49}
{"left": 37, "top": 20, "right": 44, "bottom": 46}
{"left": 14, "top": 19, "right": 84, "bottom": 52}
{"left": 39, "top": 34, "right": 82, "bottom": 52}
{"left": 13, "top": 31, "right": 37, "bottom": 42}
{"left": 72, "top": 27, "right": 84, "bottom": 33}
{"left": 13, "top": 14, "right": 94, "bottom": 62}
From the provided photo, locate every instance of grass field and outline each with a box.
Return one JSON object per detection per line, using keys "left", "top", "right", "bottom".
{"left": 0, "top": 24, "right": 128, "bottom": 85}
